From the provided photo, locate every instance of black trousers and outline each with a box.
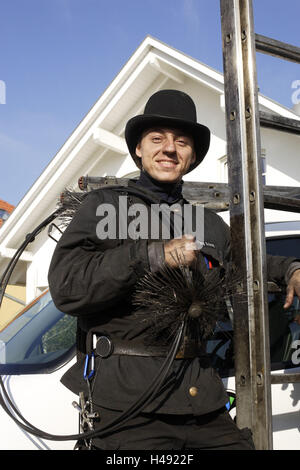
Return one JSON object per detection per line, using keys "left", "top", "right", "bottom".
{"left": 81, "top": 406, "right": 255, "bottom": 450}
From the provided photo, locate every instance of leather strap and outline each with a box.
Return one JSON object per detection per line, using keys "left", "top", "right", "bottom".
{"left": 95, "top": 335, "right": 204, "bottom": 359}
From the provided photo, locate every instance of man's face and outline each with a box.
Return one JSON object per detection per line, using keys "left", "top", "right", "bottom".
{"left": 135, "top": 127, "right": 196, "bottom": 183}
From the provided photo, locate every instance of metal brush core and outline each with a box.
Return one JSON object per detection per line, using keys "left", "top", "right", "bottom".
{"left": 188, "top": 301, "right": 203, "bottom": 318}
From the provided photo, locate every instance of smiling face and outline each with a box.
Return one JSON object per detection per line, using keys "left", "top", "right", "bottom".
{"left": 135, "top": 127, "right": 196, "bottom": 183}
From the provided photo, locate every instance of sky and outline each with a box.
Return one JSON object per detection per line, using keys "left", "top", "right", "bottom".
{"left": 0, "top": 0, "right": 299, "bottom": 207}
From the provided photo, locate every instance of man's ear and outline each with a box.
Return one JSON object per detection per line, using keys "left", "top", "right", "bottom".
{"left": 135, "top": 143, "right": 142, "bottom": 158}
{"left": 191, "top": 151, "right": 196, "bottom": 165}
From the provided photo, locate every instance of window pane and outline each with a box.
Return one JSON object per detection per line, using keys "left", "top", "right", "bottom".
{"left": 0, "top": 209, "right": 9, "bottom": 220}
{"left": 206, "top": 321, "right": 234, "bottom": 377}
{"left": 266, "top": 236, "right": 300, "bottom": 257}
{"left": 206, "top": 236, "right": 300, "bottom": 376}
{"left": 0, "top": 291, "right": 76, "bottom": 374}
{"left": 268, "top": 293, "right": 300, "bottom": 365}
{"left": 267, "top": 236, "right": 300, "bottom": 368}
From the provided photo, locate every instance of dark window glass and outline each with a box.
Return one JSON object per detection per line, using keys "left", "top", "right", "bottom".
{"left": 206, "top": 236, "right": 300, "bottom": 377}
{"left": 0, "top": 209, "right": 9, "bottom": 221}
{"left": 0, "top": 291, "right": 76, "bottom": 374}
{"left": 266, "top": 236, "right": 300, "bottom": 257}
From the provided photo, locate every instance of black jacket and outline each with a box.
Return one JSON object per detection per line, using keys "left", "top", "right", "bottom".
{"left": 48, "top": 179, "right": 297, "bottom": 415}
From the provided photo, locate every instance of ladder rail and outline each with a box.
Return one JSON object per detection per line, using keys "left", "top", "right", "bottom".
{"left": 220, "top": 0, "right": 300, "bottom": 450}
{"left": 220, "top": 0, "right": 273, "bottom": 450}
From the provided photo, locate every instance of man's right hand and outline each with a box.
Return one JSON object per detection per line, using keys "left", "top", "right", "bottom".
{"left": 164, "top": 234, "right": 198, "bottom": 268}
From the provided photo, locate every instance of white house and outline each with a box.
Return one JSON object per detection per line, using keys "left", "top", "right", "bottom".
{"left": 0, "top": 36, "right": 299, "bottom": 305}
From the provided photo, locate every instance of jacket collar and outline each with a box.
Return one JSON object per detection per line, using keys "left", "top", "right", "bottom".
{"left": 133, "top": 170, "right": 183, "bottom": 203}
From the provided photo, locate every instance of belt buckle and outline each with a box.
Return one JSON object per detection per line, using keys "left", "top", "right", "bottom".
{"left": 95, "top": 335, "right": 114, "bottom": 358}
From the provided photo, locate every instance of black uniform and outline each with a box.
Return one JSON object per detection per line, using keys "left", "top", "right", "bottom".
{"left": 48, "top": 172, "right": 298, "bottom": 450}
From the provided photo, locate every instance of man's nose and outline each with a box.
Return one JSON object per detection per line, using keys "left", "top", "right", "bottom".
{"left": 162, "top": 136, "right": 176, "bottom": 153}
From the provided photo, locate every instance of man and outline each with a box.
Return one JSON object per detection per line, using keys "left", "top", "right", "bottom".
{"left": 48, "top": 89, "right": 300, "bottom": 450}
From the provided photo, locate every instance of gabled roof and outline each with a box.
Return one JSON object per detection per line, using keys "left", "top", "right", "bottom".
{"left": 0, "top": 35, "right": 299, "bottom": 253}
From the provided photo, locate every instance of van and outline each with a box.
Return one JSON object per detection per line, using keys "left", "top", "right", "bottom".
{"left": 0, "top": 221, "right": 299, "bottom": 450}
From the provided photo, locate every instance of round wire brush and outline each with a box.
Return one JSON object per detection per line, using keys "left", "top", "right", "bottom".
{"left": 132, "top": 251, "right": 241, "bottom": 349}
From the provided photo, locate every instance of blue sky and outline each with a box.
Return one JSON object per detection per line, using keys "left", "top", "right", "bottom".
{"left": 0, "top": 0, "right": 299, "bottom": 206}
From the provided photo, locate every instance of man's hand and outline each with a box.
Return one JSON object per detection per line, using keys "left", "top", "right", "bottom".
{"left": 284, "top": 269, "right": 300, "bottom": 310}
{"left": 164, "top": 234, "right": 198, "bottom": 268}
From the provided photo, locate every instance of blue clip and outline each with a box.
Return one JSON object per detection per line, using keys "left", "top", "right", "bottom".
{"left": 83, "top": 352, "right": 95, "bottom": 381}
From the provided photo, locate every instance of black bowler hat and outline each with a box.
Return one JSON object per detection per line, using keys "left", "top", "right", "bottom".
{"left": 125, "top": 89, "right": 211, "bottom": 173}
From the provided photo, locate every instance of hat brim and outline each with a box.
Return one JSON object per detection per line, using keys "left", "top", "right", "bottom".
{"left": 125, "top": 115, "right": 210, "bottom": 173}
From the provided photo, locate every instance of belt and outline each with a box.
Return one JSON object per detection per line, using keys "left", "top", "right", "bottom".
{"left": 93, "top": 335, "right": 205, "bottom": 359}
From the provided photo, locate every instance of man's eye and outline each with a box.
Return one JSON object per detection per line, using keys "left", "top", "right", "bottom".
{"left": 177, "top": 139, "right": 187, "bottom": 145}
{"left": 152, "top": 137, "right": 162, "bottom": 143}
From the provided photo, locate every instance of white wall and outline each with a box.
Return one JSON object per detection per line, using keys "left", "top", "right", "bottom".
{"left": 26, "top": 233, "right": 57, "bottom": 302}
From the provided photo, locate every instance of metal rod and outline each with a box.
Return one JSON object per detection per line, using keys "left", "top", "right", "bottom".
{"left": 220, "top": 0, "right": 273, "bottom": 450}
{"left": 255, "top": 33, "right": 300, "bottom": 64}
{"left": 2, "top": 293, "right": 26, "bottom": 305}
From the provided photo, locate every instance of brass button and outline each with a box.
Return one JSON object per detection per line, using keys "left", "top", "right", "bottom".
{"left": 189, "top": 386, "right": 198, "bottom": 397}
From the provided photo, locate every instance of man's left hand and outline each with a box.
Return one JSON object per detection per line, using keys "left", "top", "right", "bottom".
{"left": 284, "top": 269, "right": 300, "bottom": 310}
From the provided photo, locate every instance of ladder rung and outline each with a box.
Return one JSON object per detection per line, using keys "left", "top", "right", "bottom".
{"left": 264, "top": 194, "right": 300, "bottom": 213}
{"left": 271, "top": 373, "right": 300, "bottom": 384}
{"left": 260, "top": 111, "right": 300, "bottom": 135}
{"left": 76, "top": 178, "right": 300, "bottom": 205}
{"left": 255, "top": 33, "right": 300, "bottom": 64}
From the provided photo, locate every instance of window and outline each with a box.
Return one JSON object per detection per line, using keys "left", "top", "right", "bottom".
{"left": 265, "top": 236, "right": 300, "bottom": 258}
{"left": 219, "top": 151, "right": 267, "bottom": 185}
{"left": 0, "top": 290, "right": 76, "bottom": 374}
{"left": 266, "top": 235, "right": 300, "bottom": 368}
{"left": 206, "top": 321, "right": 234, "bottom": 377}
{"left": 0, "top": 209, "right": 9, "bottom": 221}
{"left": 206, "top": 235, "right": 300, "bottom": 377}
{"left": 261, "top": 148, "right": 267, "bottom": 185}
{"left": 218, "top": 155, "right": 228, "bottom": 183}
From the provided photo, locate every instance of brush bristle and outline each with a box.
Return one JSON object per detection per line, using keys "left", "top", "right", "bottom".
{"left": 132, "top": 253, "right": 235, "bottom": 347}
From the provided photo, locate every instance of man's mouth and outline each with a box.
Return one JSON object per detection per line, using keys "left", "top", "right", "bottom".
{"left": 156, "top": 159, "right": 178, "bottom": 168}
